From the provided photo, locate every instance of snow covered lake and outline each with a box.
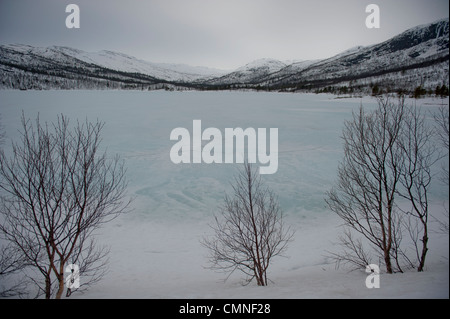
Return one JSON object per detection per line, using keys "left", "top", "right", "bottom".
{"left": 0, "top": 90, "right": 448, "bottom": 298}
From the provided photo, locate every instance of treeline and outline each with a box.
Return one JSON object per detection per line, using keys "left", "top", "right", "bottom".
{"left": 1, "top": 57, "right": 448, "bottom": 98}
{"left": 0, "top": 59, "right": 171, "bottom": 90}
{"left": 312, "top": 83, "right": 450, "bottom": 98}
{"left": 413, "top": 84, "right": 450, "bottom": 98}
{"left": 2, "top": 67, "right": 448, "bottom": 99}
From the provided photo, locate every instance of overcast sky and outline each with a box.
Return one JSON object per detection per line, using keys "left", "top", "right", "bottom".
{"left": 0, "top": 0, "right": 448, "bottom": 70}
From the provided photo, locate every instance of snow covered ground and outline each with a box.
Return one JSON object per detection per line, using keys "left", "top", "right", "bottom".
{"left": 0, "top": 90, "right": 448, "bottom": 299}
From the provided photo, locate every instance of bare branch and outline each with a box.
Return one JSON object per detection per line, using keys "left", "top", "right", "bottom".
{"left": 0, "top": 113, "right": 131, "bottom": 298}
{"left": 326, "top": 95, "right": 437, "bottom": 273}
{"left": 202, "top": 163, "right": 294, "bottom": 286}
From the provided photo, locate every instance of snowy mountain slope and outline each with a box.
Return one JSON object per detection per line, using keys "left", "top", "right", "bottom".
{"left": 206, "top": 18, "right": 448, "bottom": 91}
{"left": 0, "top": 44, "right": 226, "bottom": 83}
{"left": 0, "top": 44, "right": 167, "bottom": 90}
{"left": 0, "top": 18, "right": 448, "bottom": 92}
{"left": 204, "top": 58, "right": 288, "bottom": 85}
{"left": 199, "top": 18, "right": 448, "bottom": 92}
{"left": 260, "top": 18, "right": 449, "bottom": 91}
{"left": 50, "top": 46, "right": 227, "bottom": 82}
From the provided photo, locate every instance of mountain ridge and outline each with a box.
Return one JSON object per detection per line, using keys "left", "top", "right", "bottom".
{"left": 1, "top": 18, "right": 448, "bottom": 94}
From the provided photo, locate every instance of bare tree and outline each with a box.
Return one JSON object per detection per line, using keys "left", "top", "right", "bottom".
{"left": 202, "top": 163, "right": 294, "bottom": 286}
{"left": 433, "top": 103, "right": 449, "bottom": 185}
{"left": 433, "top": 103, "right": 449, "bottom": 234}
{"left": 434, "top": 104, "right": 449, "bottom": 167}
{"left": 326, "top": 95, "right": 439, "bottom": 273}
{"left": 0, "top": 113, "right": 130, "bottom": 298}
{"left": 326, "top": 96, "right": 405, "bottom": 274}
{"left": 396, "top": 104, "right": 438, "bottom": 271}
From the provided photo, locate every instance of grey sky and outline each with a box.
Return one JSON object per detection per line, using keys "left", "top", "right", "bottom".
{"left": 0, "top": 0, "right": 448, "bottom": 70}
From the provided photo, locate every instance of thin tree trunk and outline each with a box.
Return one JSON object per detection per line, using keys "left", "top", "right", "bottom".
{"left": 45, "top": 275, "right": 51, "bottom": 299}
{"left": 418, "top": 226, "right": 428, "bottom": 272}
{"left": 55, "top": 262, "right": 65, "bottom": 299}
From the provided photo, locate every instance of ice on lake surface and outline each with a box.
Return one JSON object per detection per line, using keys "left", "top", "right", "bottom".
{"left": 0, "top": 91, "right": 378, "bottom": 219}
{"left": 1, "top": 90, "right": 448, "bottom": 298}
{"left": 2, "top": 90, "right": 447, "bottom": 219}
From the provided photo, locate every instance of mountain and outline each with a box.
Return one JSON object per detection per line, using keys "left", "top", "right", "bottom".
{"left": 204, "top": 58, "right": 288, "bottom": 85}
{"left": 260, "top": 18, "right": 449, "bottom": 93}
{"left": 50, "top": 46, "right": 227, "bottom": 82}
{"left": 0, "top": 44, "right": 228, "bottom": 90}
{"left": 207, "top": 18, "right": 448, "bottom": 94}
{"left": 0, "top": 44, "right": 166, "bottom": 90}
{"left": 1, "top": 18, "right": 448, "bottom": 94}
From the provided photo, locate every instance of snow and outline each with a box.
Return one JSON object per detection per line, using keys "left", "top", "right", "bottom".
{"left": 52, "top": 47, "right": 229, "bottom": 82}
{"left": 0, "top": 90, "right": 448, "bottom": 299}
{"left": 236, "top": 58, "right": 287, "bottom": 73}
{"left": 2, "top": 16, "right": 448, "bottom": 92}
{"left": 1, "top": 45, "right": 229, "bottom": 82}
{"left": 330, "top": 45, "right": 365, "bottom": 59}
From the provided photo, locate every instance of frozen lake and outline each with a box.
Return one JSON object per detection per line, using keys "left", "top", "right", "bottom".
{"left": 0, "top": 90, "right": 378, "bottom": 220}
{"left": 0, "top": 90, "right": 448, "bottom": 298}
